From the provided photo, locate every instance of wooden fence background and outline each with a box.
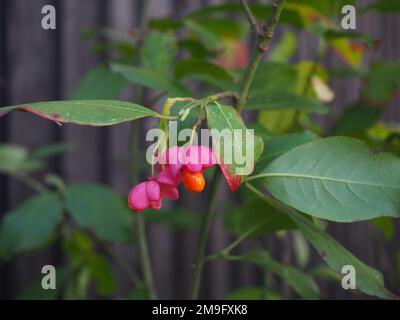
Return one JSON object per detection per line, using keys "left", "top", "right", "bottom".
{"left": 0, "top": 0, "right": 399, "bottom": 299}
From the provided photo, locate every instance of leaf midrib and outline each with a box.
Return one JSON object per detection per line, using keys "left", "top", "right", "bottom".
{"left": 23, "top": 101, "right": 157, "bottom": 116}
{"left": 251, "top": 172, "right": 400, "bottom": 189}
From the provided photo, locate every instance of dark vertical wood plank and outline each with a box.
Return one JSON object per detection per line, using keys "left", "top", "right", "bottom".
{"left": 0, "top": 0, "right": 10, "bottom": 299}
{"left": 106, "top": 0, "right": 137, "bottom": 297}
{"left": 4, "top": 0, "right": 60, "bottom": 297}
{"left": 60, "top": 0, "right": 103, "bottom": 184}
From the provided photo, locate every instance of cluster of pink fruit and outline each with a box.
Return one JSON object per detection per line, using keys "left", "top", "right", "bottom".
{"left": 128, "top": 146, "right": 216, "bottom": 212}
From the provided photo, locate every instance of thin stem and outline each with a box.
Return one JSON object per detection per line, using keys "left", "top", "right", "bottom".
{"left": 237, "top": 0, "right": 287, "bottom": 112}
{"left": 10, "top": 172, "right": 48, "bottom": 194}
{"left": 136, "top": 216, "right": 156, "bottom": 299}
{"left": 200, "top": 91, "right": 239, "bottom": 109}
{"left": 237, "top": 52, "right": 263, "bottom": 112}
{"left": 205, "top": 222, "right": 265, "bottom": 262}
{"left": 88, "top": 230, "right": 142, "bottom": 288}
{"left": 246, "top": 182, "right": 274, "bottom": 204}
{"left": 160, "top": 97, "right": 198, "bottom": 133}
{"left": 187, "top": 110, "right": 204, "bottom": 147}
{"left": 239, "top": 0, "right": 261, "bottom": 35}
{"left": 153, "top": 114, "right": 180, "bottom": 120}
{"left": 223, "top": 224, "right": 262, "bottom": 254}
{"left": 245, "top": 182, "right": 297, "bottom": 222}
{"left": 109, "top": 245, "right": 143, "bottom": 289}
{"left": 189, "top": 169, "right": 221, "bottom": 299}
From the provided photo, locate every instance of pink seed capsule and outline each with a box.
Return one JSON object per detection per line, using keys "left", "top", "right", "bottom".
{"left": 128, "top": 182, "right": 150, "bottom": 212}
{"left": 146, "top": 180, "right": 160, "bottom": 202}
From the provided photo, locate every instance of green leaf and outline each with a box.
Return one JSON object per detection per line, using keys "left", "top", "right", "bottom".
{"left": 186, "top": 3, "right": 304, "bottom": 28}
{"left": 230, "top": 199, "right": 295, "bottom": 238}
{"left": 250, "top": 62, "right": 298, "bottom": 94}
{"left": 255, "top": 131, "right": 320, "bottom": 171}
{"left": 269, "top": 32, "right": 298, "bottom": 63}
{"left": 330, "top": 38, "right": 364, "bottom": 68}
{"left": 0, "top": 100, "right": 158, "bottom": 126}
{"left": 248, "top": 63, "right": 328, "bottom": 112}
{"left": 183, "top": 19, "right": 223, "bottom": 51}
{"left": 230, "top": 250, "right": 319, "bottom": 299}
{"left": 187, "top": 74, "right": 237, "bottom": 92}
{"left": 245, "top": 90, "right": 328, "bottom": 113}
{"left": 197, "top": 18, "right": 247, "bottom": 39}
{"left": 177, "top": 39, "right": 215, "bottom": 59}
{"left": 62, "top": 230, "right": 116, "bottom": 297}
{"left": 127, "top": 287, "right": 149, "bottom": 300}
{"left": 63, "top": 266, "right": 91, "bottom": 300}
{"left": 88, "top": 253, "right": 116, "bottom": 296}
{"left": 206, "top": 103, "right": 264, "bottom": 190}
{"left": 310, "top": 265, "right": 341, "bottom": 283}
{"left": 332, "top": 104, "right": 383, "bottom": 136}
{"left": 141, "top": 31, "right": 177, "bottom": 74}
{"left": 248, "top": 123, "right": 276, "bottom": 142}
{"left": 254, "top": 137, "right": 400, "bottom": 222}
{"left": 366, "top": 63, "right": 400, "bottom": 102}
{"left": 169, "top": 101, "right": 203, "bottom": 133}
{"left": 110, "top": 63, "right": 190, "bottom": 97}
{"left": 31, "top": 142, "right": 70, "bottom": 159}
{"left": 174, "top": 59, "right": 233, "bottom": 82}
{"left": 288, "top": 0, "right": 356, "bottom": 17}
{"left": 149, "top": 17, "right": 182, "bottom": 31}
{"left": 360, "top": 0, "right": 400, "bottom": 13}
{"left": 258, "top": 110, "right": 297, "bottom": 134}
{"left": 225, "top": 287, "right": 281, "bottom": 300}
{"left": 0, "top": 144, "right": 42, "bottom": 174}
{"left": 0, "top": 193, "right": 63, "bottom": 259}
{"left": 64, "top": 184, "right": 133, "bottom": 242}
{"left": 287, "top": 209, "right": 396, "bottom": 299}
{"left": 72, "top": 65, "right": 127, "bottom": 100}
{"left": 370, "top": 217, "right": 394, "bottom": 240}
{"left": 323, "top": 30, "right": 374, "bottom": 49}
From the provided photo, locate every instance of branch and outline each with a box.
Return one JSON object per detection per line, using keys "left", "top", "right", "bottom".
{"left": 239, "top": 0, "right": 261, "bottom": 36}
{"left": 200, "top": 91, "right": 239, "bottom": 108}
{"left": 237, "top": 0, "right": 287, "bottom": 112}
{"left": 259, "top": 0, "right": 287, "bottom": 51}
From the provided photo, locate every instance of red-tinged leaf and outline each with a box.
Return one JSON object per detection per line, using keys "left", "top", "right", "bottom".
{"left": 205, "top": 103, "right": 264, "bottom": 190}
{"left": 330, "top": 39, "right": 365, "bottom": 68}
{"left": 219, "top": 162, "right": 243, "bottom": 191}
{"left": 0, "top": 100, "right": 158, "bottom": 126}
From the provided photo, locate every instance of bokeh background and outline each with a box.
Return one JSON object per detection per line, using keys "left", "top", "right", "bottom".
{"left": 0, "top": 0, "right": 399, "bottom": 299}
